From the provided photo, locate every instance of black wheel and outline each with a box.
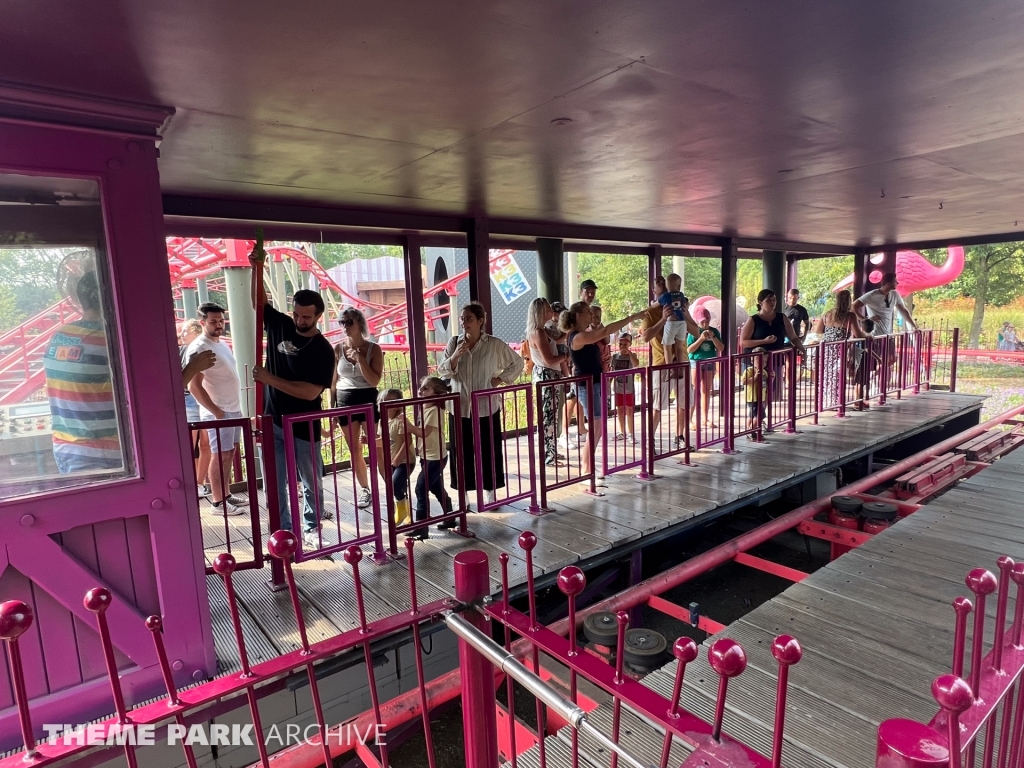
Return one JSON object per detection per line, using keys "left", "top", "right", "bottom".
{"left": 861, "top": 501, "right": 898, "bottom": 521}
{"left": 831, "top": 495, "right": 863, "bottom": 515}
{"left": 622, "top": 628, "right": 668, "bottom": 667}
{"left": 583, "top": 612, "right": 620, "bottom": 646}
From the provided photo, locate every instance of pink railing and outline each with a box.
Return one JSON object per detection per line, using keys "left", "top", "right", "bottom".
{"left": 537, "top": 375, "right": 599, "bottom": 509}
{"left": 648, "top": 361, "right": 692, "bottom": 471}
{"left": 281, "top": 405, "right": 386, "bottom": 563}
{"left": 731, "top": 351, "right": 767, "bottom": 444}
{"left": 601, "top": 367, "right": 650, "bottom": 478}
{"left": 379, "top": 392, "right": 469, "bottom": 552}
{"left": 764, "top": 348, "right": 797, "bottom": 433}
{"left": 471, "top": 383, "right": 541, "bottom": 513}
{"left": 459, "top": 534, "right": 804, "bottom": 768}
{"left": 188, "top": 416, "right": 264, "bottom": 574}
{"left": 695, "top": 356, "right": 730, "bottom": 451}
{"left": 795, "top": 344, "right": 821, "bottom": 423}
{"left": 877, "top": 557, "right": 1024, "bottom": 768}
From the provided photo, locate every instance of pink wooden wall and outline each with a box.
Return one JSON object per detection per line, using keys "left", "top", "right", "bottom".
{"left": 0, "top": 96, "right": 214, "bottom": 750}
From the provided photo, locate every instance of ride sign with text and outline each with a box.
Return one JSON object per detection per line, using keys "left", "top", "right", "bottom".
{"left": 489, "top": 251, "right": 530, "bottom": 305}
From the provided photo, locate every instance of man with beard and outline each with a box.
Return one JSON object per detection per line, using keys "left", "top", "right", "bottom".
{"left": 250, "top": 251, "right": 335, "bottom": 548}
{"left": 187, "top": 303, "right": 245, "bottom": 515}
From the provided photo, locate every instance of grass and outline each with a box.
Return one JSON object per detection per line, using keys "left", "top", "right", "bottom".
{"left": 915, "top": 298, "right": 1024, "bottom": 349}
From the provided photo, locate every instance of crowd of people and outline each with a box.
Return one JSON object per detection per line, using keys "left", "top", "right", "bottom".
{"left": 174, "top": 255, "right": 921, "bottom": 547}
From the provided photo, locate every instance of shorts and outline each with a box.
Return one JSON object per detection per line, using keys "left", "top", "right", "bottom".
{"left": 662, "top": 319, "right": 689, "bottom": 345}
{"left": 184, "top": 392, "right": 201, "bottom": 423}
{"left": 576, "top": 380, "right": 603, "bottom": 421}
{"left": 334, "top": 387, "right": 379, "bottom": 426}
{"left": 614, "top": 392, "right": 635, "bottom": 408}
{"left": 747, "top": 402, "right": 766, "bottom": 419}
{"left": 651, "top": 370, "right": 691, "bottom": 411}
{"left": 203, "top": 410, "right": 243, "bottom": 453}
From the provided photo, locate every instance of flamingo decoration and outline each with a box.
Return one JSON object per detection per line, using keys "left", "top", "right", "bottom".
{"left": 690, "top": 296, "right": 750, "bottom": 333}
{"left": 832, "top": 246, "right": 965, "bottom": 294}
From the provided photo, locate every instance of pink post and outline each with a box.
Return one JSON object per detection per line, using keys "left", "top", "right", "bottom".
{"left": 610, "top": 612, "right": 629, "bottom": 768}
{"left": 557, "top": 566, "right": 586, "bottom": 767}
{"left": 519, "top": 532, "right": 546, "bottom": 766}
{"left": 404, "top": 539, "right": 438, "bottom": 768}
{"left": 966, "top": 569, "right": 998, "bottom": 696}
{"left": 1010, "top": 564, "right": 1024, "bottom": 647}
{"left": 787, "top": 348, "right": 797, "bottom": 433}
{"left": 950, "top": 328, "right": 960, "bottom": 392}
{"left": 84, "top": 588, "right": 139, "bottom": 768}
{"left": 876, "top": 719, "right": 951, "bottom": 768}
{"left": 992, "top": 557, "right": 1014, "bottom": 672}
{"left": 0, "top": 600, "right": 37, "bottom": 760}
{"left": 660, "top": 636, "right": 698, "bottom": 768}
{"left": 708, "top": 638, "right": 747, "bottom": 741}
{"left": 723, "top": 355, "right": 736, "bottom": 454}
{"left": 771, "top": 635, "right": 803, "bottom": 768}
{"left": 934, "top": 675, "right": 975, "bottom": 768}
{"left": 145, "top": 616, "right": 200, "bottom": 768}
{"left": 953, "top": 597, "right": 974, "bottom": 679}
{"left": 455, "top": 550, "right": 499, "bottom": 768}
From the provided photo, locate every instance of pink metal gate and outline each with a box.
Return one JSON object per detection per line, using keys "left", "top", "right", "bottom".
{"left": 470, "top": 383, "right": 541, "bottom": 513}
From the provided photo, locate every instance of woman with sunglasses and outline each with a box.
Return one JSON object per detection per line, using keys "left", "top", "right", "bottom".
{"left": 330, "top": 308, "right": 384, "bottom": 509}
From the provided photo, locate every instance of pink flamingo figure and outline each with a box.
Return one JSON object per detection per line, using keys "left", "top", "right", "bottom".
{"left": 690, "top": 296, "right": 750, "bottom": 333}
{"left": 832, "top": 246, "right": 965, "bottom": 294}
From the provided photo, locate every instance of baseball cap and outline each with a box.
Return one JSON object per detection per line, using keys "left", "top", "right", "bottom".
{"left": 579, "top": 279, "right": 598, "bottom": 291}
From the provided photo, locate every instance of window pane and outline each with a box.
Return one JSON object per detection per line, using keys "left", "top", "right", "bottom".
{"left": 0, "top": 172, "right": 132, "bottom": 499}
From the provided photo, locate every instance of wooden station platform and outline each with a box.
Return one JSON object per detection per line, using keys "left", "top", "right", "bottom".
{"left": 199, "top": 390, "right": 982, "bottom": 678}
{"left": 520, "top": 400, "right": 1022, "bottom": 768}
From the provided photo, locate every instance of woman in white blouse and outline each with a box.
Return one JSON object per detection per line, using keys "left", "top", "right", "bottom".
{"left": 437, "top": 301, "right": 524, "bottom": 507}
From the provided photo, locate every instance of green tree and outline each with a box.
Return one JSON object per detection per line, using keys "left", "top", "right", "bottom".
{"left": 313, "top": 243, "right": 403, "bottom": 269}
{"left": 0, "top": 284, "right": 23, "bottom": 332}
{"left": 577, "top": 253, "right": 650, "bottom": 321}
{"left": 0, "top": 247, "right": 63, "bottom": 320}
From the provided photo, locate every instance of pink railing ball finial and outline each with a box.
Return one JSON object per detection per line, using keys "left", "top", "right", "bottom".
{"left": 144, "top": 615, "right": 162, "bottom": 632}
{"left": 518, "top": 531, "right": 537, "bottom": 553}
{"left": 0, "top": 600, "right": 33, "bottom": 640}
{"left": 965, "top": 568, "right": 997, "bottom": 597}
{"left": 83, "top": 587, "right": 112, "bottom": 613}
{"left": 771, "top": 634, "right": 803, "bottom": 666}
{"left": 343, "top": 544, "right": 364, "bottom": 565}
{"left": 267, "top": 530, "right": 298, "bottom": 561}
{"left": 1011, "top": 563, "right": 1024, "bottom": 647}
{"left": 673, "top": 636, "right": 699, "bottom": 664}
{"left": 556, "top": 566, "right": 586, "bottom": 598}
{"left": 933, "top": 674, "right": 973, "bottom": 768}
{"left": 709, "top": 638, "right": 748, "bottom": 678}
{"left": 709, "top": 638, "right": 747, "bottom": 741}
{"left": 212, "top": 552, "right": 237, "bottom": 576}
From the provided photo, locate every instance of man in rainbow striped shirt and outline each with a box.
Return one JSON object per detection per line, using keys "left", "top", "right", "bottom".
{"left": 43, "top": 272, "right": 123, "bottom": 475}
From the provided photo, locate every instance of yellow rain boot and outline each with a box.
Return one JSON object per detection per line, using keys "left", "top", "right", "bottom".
{"left": 394, "top": 498, "right": 411, "bottom": 526}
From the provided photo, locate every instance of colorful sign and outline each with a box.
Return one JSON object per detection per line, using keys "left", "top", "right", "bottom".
{"left": 489, "top": 251, "right": 531, "bottom": 305}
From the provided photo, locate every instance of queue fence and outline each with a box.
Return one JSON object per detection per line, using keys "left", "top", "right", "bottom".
{"left": 471, "top": 383, "right": 541, "bottom": 514}
{"left": 648, "top": 361, "right": 692, "bottom": 471}
{"left": 537, "top": 375, "right": 599, "bottom": 508}
{"left": 694, "top": 356, "right": 729, "bottom": 451}
{"left": 601, "top": 367, "right": 650, "bottom": 478}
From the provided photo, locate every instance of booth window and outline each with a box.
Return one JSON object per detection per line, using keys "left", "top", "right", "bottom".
{"left": 0, "top": 172, "right": 133, "bottom": 500}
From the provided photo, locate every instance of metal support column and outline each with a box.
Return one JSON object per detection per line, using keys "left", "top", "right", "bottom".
{"left": 648, "top": 245, "right": 662, "bottom": 303}
{"left": 403, "top": 235, "right": 429, "bottom": 387}
{"left": 672, "top": 254, "right": 685, "bottom": 290}
{"left": 853, "top": 249, "right": 868, "bottom": 298}
{"left": 197, "top": 277, "right": 209, "bottom": 305}
{"left": 182, "top": 286, "right": 198, "bottom": 321}
{"left": 466, "top": 217, "right": 493, "bottom": 333}
{"left": 224, "top": 267, "right": 256, "bottom": 417}
{"left": 566, "top": 251, "right": 578, "bottom": 305}
{"left": 786, "top": 253, "right": 798, "bottom": 293}
{"left": 536, "top": 238, "right": 564, "bottom": 302}
{"left": 721, "top": 239, "right": 738, "bottom": 354}
{"left": 762, "top": 250, "right": 786, "bottom": 301}
{"left": 454, "top": 551, "right": 499, "bottom": 768}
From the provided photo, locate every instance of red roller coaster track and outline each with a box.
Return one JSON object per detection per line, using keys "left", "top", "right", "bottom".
{"left": 0, "top": 239, "right": 509, "bottom": 405}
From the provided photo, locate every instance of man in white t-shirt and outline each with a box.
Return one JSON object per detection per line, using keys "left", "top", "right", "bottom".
{"left": 853, "top": 272, "right": 917, "bottom": 336}
{"left": 187, "top": 303, "right": 244, "bottom": 515}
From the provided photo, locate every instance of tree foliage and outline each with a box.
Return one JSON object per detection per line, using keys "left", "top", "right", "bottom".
{"left": 313, "top": 243, "right": 403, "bottom": 269}
{"left": 0, "top": 248, "right": 65, "bottom": 332}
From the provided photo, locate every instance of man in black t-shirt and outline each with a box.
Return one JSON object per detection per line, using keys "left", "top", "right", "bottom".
{"left": 783, "top": 288, "right": 810, "bottom": 342}
{"left": 250, "top": 251, "right": 335, "bottom": 544}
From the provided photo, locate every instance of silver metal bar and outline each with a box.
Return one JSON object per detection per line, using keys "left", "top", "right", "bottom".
{"left": 444, "top": 612, "right": 653, "bottom": 768}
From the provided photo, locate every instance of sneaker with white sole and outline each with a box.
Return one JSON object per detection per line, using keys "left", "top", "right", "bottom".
{"left": 197, "top": 484, "right": 211, "bottom": 499}
{"left": 357, "top": 487, "right": 372, "bottom": 509}
{"left": 302, "top": 531, "right": 321, "bottom": 551}
{"left": 209, "top": 501, "right": 245, "bottom": 517}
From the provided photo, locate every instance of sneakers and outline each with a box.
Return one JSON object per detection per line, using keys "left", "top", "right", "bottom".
{"left": 629, "top": 435, "right": 638, "bottom": 445}
{"left": 357, "top": 487, "right": 372, "bottom": 509}
{"left": 197, "top": 484, "right": 211, "bottom": 499}
{"left": 302, "top": 531, "right": 321, "bottom": 551}
{"left": 209, "top": 501, "right": 245, "bottom": 517}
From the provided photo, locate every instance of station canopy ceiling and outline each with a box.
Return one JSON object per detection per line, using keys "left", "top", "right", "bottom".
{"left": 6, "top": 1, "right": 1024, "bottom": 247}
